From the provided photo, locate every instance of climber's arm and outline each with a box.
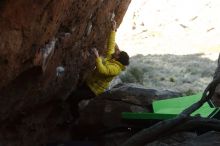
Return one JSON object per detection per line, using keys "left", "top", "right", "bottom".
{"left": 92, "top": 47, "right": 121, "bottom": 76}
{"left": 106, "top": 21, "right": 117, "bottom": 59}
{"left": 96, "top": 57, "right": 121, "bottom": 76}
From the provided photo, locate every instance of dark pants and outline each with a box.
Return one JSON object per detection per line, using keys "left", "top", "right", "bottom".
{"left": 66, "top": 83, "right": 96, "bottom": 118}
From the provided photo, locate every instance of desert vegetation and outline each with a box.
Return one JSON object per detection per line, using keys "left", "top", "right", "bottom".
{"left": 119, "top": 53, "right": 217, "bottom": 95}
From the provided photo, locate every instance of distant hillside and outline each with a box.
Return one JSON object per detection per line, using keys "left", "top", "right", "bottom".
{"left": 117, "top": 0, "right": 220, "bottom": 57}
{"left": 118, "top": 53, "right": 218, "bottom": 95}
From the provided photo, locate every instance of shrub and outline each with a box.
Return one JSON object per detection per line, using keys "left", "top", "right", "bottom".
{"left": 120, "top": 66, "right": 144, "bottom": 84}
{"left": 184, "top": 89, "right": 195, "bottom": 96}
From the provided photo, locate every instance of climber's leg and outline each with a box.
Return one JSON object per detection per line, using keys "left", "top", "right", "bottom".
{"left": 66, "top": 83, "right": 96, "bottom": 118}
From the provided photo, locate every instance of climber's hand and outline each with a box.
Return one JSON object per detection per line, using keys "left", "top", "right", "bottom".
{"left": 112, "top": 20, "right": 117, "bottom": 31}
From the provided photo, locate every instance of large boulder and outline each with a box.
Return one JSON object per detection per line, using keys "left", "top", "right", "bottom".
{"left": 0, "top": 1, "right": 131, "bottom": 145}
{"left": 76, "top": 83, "right": 182, "bottom": 142}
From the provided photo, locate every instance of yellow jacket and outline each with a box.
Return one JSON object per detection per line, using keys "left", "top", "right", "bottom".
{"left": 86, "top": 31, "right": 125, "bottom": 95}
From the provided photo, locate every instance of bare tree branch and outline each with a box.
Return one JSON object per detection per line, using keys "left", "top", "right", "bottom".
{"left": 121, "top": 116, "right": 190, "bottom": 146}
{"left": 213, "top": 53, "right": 220, "bottom": 79}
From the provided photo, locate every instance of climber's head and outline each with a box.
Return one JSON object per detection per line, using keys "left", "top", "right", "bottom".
{"left": 116, "top": 51, "right": 129, "bottom": 66}
{"left": 112, "top": 45, "right": 129, "bottom": 66}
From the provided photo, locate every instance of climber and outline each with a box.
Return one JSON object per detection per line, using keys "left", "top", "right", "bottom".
{"left": 67, "top": 20, "right": 130, "bottom": 116}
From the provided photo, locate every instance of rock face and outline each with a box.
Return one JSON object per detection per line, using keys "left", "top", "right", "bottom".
{"left": 73, "top": 83, "right": 182, "bottom": 145}
{"left": 0, "top": 0, "right": 131, "bottom": 145}
{"left": 78, "top": 83, "right": 182, "bottom": 129}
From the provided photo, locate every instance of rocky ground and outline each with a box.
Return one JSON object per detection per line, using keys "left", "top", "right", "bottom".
{"left": 117, "top": 53, "right": 218, "bottom": 96}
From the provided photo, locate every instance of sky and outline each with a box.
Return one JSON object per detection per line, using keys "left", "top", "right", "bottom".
{"left": 116, "top": 0, "right": 220, "bottom": 60}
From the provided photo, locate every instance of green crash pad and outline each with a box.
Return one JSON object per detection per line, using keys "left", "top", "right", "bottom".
{"left": 122, "top": 93, "right": 220, "bottom": 120}
{"left": 153, "top": 93, "right": 219, "bottom": 118}
{"left": 122, "top": 112, "right": 177, "bottom": 120}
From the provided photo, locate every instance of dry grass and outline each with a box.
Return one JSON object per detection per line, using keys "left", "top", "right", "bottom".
{"left": 119, "top": 53, "right": 218, "bottom": 95}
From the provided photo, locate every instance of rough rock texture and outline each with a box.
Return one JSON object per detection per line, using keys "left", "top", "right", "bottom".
{"left": 0, "top": 0, "right": 131, "bottom": 145}
{"left": 147, "top": 132, "right": 197, "bottom": 146}
{"left": 147, "top": 131, "right": 220, "bottom": 146}
{"left": 180, "top": 131, "right": 220, "bottom": 146}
